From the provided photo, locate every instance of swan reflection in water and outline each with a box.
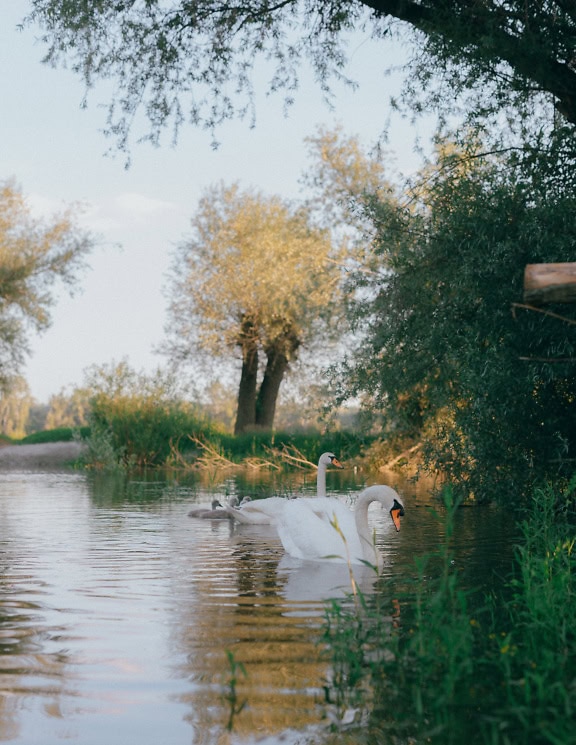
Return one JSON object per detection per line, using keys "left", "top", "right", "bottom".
{"left": 276, "top": 554, "right": 380, "bottom": 605}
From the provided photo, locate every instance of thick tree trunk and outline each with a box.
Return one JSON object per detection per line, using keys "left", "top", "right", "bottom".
{"left": 234, "top": 317, "right": 259, "bottom": 435}
{"left": 523, "top": 263, "right": 576, "bottom": 304}
{"left": 255, "top": 328, "right": 300, "bottom": 430}
{"left": 255, "top": 348, "right": 290, "bottom": 430}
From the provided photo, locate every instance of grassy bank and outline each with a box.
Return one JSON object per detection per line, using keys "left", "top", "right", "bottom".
{"left": 321, "top": 480, "right": 576, "bottom": 744}
{"left": 65, "top": 397, "right": 374, "bottom": 469}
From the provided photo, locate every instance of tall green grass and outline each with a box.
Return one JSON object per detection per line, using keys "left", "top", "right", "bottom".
{"left": 204, "top": 429, "right": 368, "bottom": 463}
{"left": 84, "top": 395, "right": 216, "bottom": 468}
{"left": 321, "top": 480, "right": 576, "bottom": 744}
{"left": 20, "top": 427, "right": 90, "bottom": 444}
{"left": 81, "top": 390, "right": 370, "bottom": 470}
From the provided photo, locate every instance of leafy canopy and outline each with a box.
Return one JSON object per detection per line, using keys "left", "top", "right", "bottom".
{"left": 334, "top": 139, "right": 576, "bottom": 502}
{"left": 166, "top": 182, "right": 340, "bottom": 361}
{"left": 26, "top": 1, "right": 576, "bottom": 153}
{"left": 0, "top": 180, "right": 93, "bottom": 390}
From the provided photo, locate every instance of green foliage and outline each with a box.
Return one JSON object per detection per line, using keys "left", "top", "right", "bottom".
{"left": 75, "top": 419, "right": 124, "bottom": 471}
{"left": 26, "top": 1, "right": 576, "bottom": 155}
{"left": 82, "top": 361, "right": 216, "bottom": 469}
{"left": 322, "top": 480, "right": 576, "bottom": 744}
{"left": 336, "top": 140, "right": 576, "bottom": 504}
{"left": 213, "top": 430, "right": 366, "bottom": 462}
{"left": 87, "top": 396, "right": 212, "bottom": 469}
{"left": 21, "top": 426, "right": 90, "bottom": 444}
{"left": 0, "top": 179, "right": 93, "bottom": 390}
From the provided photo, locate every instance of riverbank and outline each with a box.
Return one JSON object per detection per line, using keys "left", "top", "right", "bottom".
{"left": 0, "top": 441, "right": 85, "bottom": 469}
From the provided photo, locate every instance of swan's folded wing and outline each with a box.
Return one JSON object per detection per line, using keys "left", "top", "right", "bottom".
{"left": 277, "top": 500, "right": 354, "bottom": 562}
{"left": 224, "top": 496, "right": 286, "bottom": 524}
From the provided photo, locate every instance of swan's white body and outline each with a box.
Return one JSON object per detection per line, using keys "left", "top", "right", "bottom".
{"left": 225, "top": 452, "right": 343, "bottom": 525}
{"left": 276, "top": 484, "right": 404, "bottom": 565}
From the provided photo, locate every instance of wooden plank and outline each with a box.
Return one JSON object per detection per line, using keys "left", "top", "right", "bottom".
{"left": 523, "top": 263, "right": 576, "bottom": 304}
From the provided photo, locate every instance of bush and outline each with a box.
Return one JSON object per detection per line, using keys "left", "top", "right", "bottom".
{"left": 88, "top": 396, "right": 215, "bottom": 468}
{"left": 337, "top": 141, "right": 576, "bottom": 506}
{"left": 20, "top": 427, "right": 90, "bottom": 444}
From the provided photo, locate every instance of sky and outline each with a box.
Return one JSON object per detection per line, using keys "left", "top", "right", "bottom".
{"left": 1, "top": 2, "right": 433, "bottom": 404}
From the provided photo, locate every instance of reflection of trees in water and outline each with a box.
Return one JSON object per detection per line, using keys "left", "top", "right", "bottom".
{"left": 0, "top": 574, "right": 71, "bottom": 741}
{"left": 168, "top": 525, "right": 329, "bottom": 742}
{"left": 0, "top": 477, "right": 78, "bottom": 742}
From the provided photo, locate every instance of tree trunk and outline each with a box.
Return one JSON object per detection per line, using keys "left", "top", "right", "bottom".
{"left": 234, "top": 317, "right": 259, "bottom": 435}
{"left": 255, "top": 347, "right": 290, "bottom": 430}
{"left": 523, "top": 263, "right": 576, "bottom": 304}
{"left": 255, "top": 328, "right": 300, "bottom": 430}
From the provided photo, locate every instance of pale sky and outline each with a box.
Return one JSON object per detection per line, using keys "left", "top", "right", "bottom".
{"left": 1, "top": 2, "right": 432, "bottom": 403}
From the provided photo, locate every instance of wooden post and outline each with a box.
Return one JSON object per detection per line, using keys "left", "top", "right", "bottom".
{"left": 523, "top": 263, "right": 576, "bottom": 304}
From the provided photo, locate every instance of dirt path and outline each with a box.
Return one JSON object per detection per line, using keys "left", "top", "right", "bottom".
{"left": 0, "top": 441, "right": 85, "bottom": 469}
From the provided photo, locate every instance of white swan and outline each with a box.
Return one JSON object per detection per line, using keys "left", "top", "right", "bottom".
{"left": 225, "top": 452, "right": 343, "bottom": 525}
{"left": 188, "top": 499, "right": 231, "bottom": 520}
{"left": 276, "top": 484, "right": 405, "bottom": 566}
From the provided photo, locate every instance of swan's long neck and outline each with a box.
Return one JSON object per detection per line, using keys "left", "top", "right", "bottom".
{"left": 354, "top": 492, "right": 376, "bottom": 562}
{"left": 316, "top": 462, "right": 327, "bottom": 497}
{"left": 353, "top": 486, "right": 400, "bottom": 564}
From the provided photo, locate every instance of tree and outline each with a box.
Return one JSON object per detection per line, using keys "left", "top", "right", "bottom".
{"left": 0, "top": 376, "right": 33, "bottom": 439}
{"left": 26, "top": 1, "right": 576, "bottom": 153}
{"left": 334, "top": 138, "right": 576, "bottom": 503}
{"left": 0, "top": 180, "right": 93, "bottom": 390}
{"left": 165, "top": 183, "right": 340, "bottom": 433}
{"left": 45, "top": 385, "right": 91, "bottom": 429}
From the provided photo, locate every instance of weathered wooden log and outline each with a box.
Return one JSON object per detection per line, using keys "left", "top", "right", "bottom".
{"left": 523, "top": 263, "right": 576, "bottom": 304}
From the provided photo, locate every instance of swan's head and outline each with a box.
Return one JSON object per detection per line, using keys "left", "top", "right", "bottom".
{"left": 361, "top": 484, "right": 405, "bottom": 531}
{"left": 211, "top": 499, "right": 224, "bottom": 510}
{"left": 319, "top": 452, "right": 344, "bottom": 469}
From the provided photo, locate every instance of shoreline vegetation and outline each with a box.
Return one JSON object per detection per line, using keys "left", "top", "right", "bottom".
{"left": 2, "top": 422, "right": 421, "bottom": 477}
{"left": 321, "top": 482, "right": 576, "bottom": 745}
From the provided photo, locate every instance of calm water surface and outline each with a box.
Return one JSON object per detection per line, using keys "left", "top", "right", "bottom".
{"left": 0, "top": 465, "right": 517, "bottom": 744}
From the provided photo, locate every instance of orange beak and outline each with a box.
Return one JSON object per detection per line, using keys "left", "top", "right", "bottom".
{"left": 391, "top": 508, "right": 402, "bottom": 532}
{"left": 331, "top": 457, "right": 344, "bottom": 469}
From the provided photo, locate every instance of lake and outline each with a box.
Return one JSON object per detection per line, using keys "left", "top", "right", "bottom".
{"left": 0, "top": 464, "right": 517, "bottom": 744}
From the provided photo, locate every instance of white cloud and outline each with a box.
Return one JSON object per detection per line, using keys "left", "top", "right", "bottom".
{"left": 114, "top": 192, "right": 178, "bottom": 219}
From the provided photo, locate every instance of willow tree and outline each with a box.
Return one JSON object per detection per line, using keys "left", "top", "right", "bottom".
{"left": 26, "top": 1, "right": 576, "bottom": 154}
{"left": 0, "top": 180, "right": 93, "bottom": 391}
{"left": 165, "top": 183, "right": 340, "bottom": 433}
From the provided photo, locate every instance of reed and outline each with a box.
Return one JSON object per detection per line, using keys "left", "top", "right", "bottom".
{"left": 321, "top": 480, "right": 576, "bottom": 744}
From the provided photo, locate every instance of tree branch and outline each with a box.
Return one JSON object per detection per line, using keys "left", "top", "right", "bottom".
{"left": 361, "top": 0, "right": 576, "bottom": 124}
